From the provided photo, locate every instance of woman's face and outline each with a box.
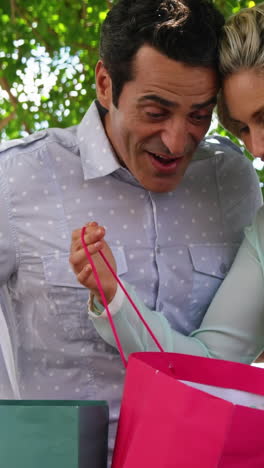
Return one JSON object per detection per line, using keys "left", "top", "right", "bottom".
{"left": 223, "top": 68, "right": 264, "bottom": 160}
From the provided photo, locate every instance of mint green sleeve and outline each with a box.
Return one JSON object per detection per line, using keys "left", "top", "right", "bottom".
{"left": 92, "top": 208, "right": 264, "bottom": 363}
{"left": 192, "top": 206, "right": 264, "bottom": 363}
{"left": 92, "top": 282, "right": 211, "bottom": 359}
{"left": 191, "top": 236, "right": 264, "bottom": 363}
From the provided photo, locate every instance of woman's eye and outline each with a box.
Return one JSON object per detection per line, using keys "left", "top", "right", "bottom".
{"left": 256, "top": 115, "right": 264, "bottom": 126}
{"left": 239, "top": 125, "right": 249, "bottom": 134}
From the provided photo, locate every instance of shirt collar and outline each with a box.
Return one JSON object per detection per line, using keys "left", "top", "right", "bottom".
{"left": 77, "top": 101, "right": 121, "bottom": 180}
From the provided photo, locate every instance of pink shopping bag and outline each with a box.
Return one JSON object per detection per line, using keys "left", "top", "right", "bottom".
{"left": 81, "top": 227, "right": 264, "bottom": 468}
{"left": 112, "top": 352, "right": 264, "bottom": 468}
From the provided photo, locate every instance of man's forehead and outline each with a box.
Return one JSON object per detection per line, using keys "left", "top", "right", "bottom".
{"left": 133, "top": 44, "right": 218, "bottom": 73}
{"left": 132, "top": 45, "right": 219, "bottom": 87}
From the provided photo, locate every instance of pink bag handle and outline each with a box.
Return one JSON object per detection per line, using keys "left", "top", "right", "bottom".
{"left": 81, "top": 226, "right": 165, "bottom": 367}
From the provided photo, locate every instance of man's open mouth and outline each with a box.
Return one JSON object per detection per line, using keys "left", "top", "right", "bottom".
{"left": 147, "top": 151, "right": 178, "bottom": 165}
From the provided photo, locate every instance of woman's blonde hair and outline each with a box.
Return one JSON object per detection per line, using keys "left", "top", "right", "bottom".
{"left": 218, "top": 3, "right": 264, "bottom": 135}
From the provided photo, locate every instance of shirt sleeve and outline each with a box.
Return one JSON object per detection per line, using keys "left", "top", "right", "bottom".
{"left": 0, "top": 164, "right": 18, "bottom": 285}
{"left": 91, "top": 237, "right": 264, "bottom": 363}
{"left": 0, "top": 164, "right": 19, "bottom": 398}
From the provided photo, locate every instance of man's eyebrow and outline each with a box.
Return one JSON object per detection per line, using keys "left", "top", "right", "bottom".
{"left": 138, "top": 95, "right": 177, "bottom": 108}
{"left": 138, "top": 94, "right": 217, "bottom": 110}
{"left": 191, "top": 96, "right": 217, "bottom": 110}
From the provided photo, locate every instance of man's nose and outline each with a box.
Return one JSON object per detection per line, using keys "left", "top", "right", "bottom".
{"left": 160, "top": 119, "right": 189, "bottom": 156}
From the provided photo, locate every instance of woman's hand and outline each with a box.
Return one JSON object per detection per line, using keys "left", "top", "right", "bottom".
{"left": 69, "top": 222, "right": 117, "bottom": 304}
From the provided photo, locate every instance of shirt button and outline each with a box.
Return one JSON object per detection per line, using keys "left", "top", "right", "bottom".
{"left": 156, "top": 245, "right": 161, "bottom": 254}
{"left": 219, "top": 263, "right": 227, "bottom": 275}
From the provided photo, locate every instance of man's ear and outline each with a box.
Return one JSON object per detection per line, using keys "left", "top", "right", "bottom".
{"left": 95, "top": 60, "right": 112, "bottom": 110}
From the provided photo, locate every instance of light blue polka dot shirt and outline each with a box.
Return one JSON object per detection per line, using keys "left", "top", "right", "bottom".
{"left": 0, "top": 101, "right": 262, "bottom": 451}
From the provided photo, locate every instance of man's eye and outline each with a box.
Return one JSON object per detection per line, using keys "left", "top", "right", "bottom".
{"left": 190, "top": 113, "right": 211, "bottom": 122}
{"left": 146, "top": 111, "right": 166, "bottom": 118}
{"left": 144, "top": 106, "right": 168, "bottom": 119}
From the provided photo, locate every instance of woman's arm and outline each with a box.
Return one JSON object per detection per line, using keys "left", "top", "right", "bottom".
{"left": 90, "top": 280, "right": 211, "bottom": 358}
{"left": 191, "top": 237, "right": 264, "bottom": 363}
{"left": 71, "top": 221, "right": 264, "bottom": 364}
{"left": 91, "top": 237, "right": 264, "bottom": 364}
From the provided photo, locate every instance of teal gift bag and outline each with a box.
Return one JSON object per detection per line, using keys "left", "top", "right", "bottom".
{"left": 0, "top": 400, "right": 109, "bottom": 468}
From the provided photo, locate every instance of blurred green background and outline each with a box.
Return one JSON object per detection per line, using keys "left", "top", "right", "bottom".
{"left": 0, "top": 0, "right": 263, "bottom": 187}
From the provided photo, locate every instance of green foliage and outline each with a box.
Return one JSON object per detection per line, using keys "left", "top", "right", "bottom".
{"left": 0, "top": 0, "right": 113, "bottom": 139}
{"left": 0, "top": 0, "right": 263, "bottom": 192}
{"left": 214, "top": 0, "right": 259, "bottom": 17}
{"left": 1, "top": 0, "right": 262, "bottom": 140}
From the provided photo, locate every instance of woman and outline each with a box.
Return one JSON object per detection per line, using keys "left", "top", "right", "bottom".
{"left": 73, "top": 3, "right": 264, "bottom": 364}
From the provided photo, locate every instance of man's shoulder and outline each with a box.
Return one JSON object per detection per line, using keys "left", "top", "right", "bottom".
{"left": 194, "top": 134, "right": 244, "bottom": 161}
{"left": 0, "top": 130, "right": 47, "bottom": 156}
{"left": 194, "top": 134, "right": 256, "bottom": 176}
{"left": 204, "top": 134, "right": 242, "bottom": 152}
{"left": 192, "top": 134, "right": 262, "bottom": 205}
{"left": 0, "top": 126, "right": 79, "bottom": 163}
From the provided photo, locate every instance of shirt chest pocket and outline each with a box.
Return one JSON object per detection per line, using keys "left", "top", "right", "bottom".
{"left": 189, "top": 243, "right": 240, "bottom": 280}
{"left": 187, "top": 243, "right": 240, "bottom": 323}
{"left": 42, "top": 246, "right": 127, "bottom": 289}
{"left": 189, "top": 244, "right": 239, "bottom": 280}
{"left": 41, "top": 247, "right": 128, "bottom": 341}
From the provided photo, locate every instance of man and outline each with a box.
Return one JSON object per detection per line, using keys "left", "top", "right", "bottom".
{"left": 0, "top": 0, "right": 262, "bottom": 459}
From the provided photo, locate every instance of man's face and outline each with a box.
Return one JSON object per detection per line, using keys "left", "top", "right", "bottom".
{"left": 96, "top": 45, "right": 219, "bottom": 192}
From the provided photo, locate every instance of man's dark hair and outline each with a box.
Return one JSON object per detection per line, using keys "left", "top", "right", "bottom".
{"left": 99, "top": 0, "right": 224, "bottom": 106}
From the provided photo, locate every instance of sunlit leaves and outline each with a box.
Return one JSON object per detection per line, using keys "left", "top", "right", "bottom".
{"left": 214, "top": 0, "right": 259, "bottom": 17}
{"left": 0, "top": 0, "right": 110, "bottom": 139}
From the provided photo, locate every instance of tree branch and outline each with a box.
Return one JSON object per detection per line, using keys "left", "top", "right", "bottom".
{"left": 22, "top": 120, "right": 31, "bottom": 134}
{"left": 106, "top": 0, "right": 112, "bottom": 10}
{"left": 10, "top": 0, "right": 16, "bottom": 22}
{"left": 0, "top": 111, "right": 16, "bottom": 131}
{"left": 82, "top": 0, "right": 87, "bottom": 20}
{"left": 0, "top": 77, "right": 17, "bottom": 108}
{"left": 71, "top": 43, "right": 98, "bottom": 53}
{"left": 10, "top": 0, "right": 16, "bottom": 21}
{"left": 0, "top": 77, "right": 31, "bottom": 134}
{"left": 14, "top": 4, "right": 54, "bottom": 55}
